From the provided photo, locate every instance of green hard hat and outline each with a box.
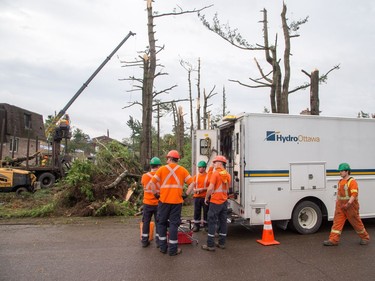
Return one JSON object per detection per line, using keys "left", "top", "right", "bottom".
{"left": 338, "top": 163, "right": 351, "bottom": 171}
{"left": 150, "top": 157, "right": 161, "bottom": 165}
{"left": 198, "top": 161, "right": 207, "bottom": 168}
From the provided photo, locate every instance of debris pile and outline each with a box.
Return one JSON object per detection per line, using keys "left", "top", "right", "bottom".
{"left": 55, "top": 141, "right": 144, "bottom": 217}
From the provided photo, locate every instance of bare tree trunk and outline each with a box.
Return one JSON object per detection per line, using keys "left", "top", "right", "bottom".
{"left": 188, "top": 70, "right": 194, "bottom": 138}
{"left": 140, "top": 0, "right": 157, "bottom": 170}
{"left": 262, "top": 9, "right": 279, "bottom": 113}
{"left": 179, "top": 58, "right": 196, "bottom": 137}
{"left": 280, "top": 3, "right": 290, "bottom": 113}
{"left": 310, "top": 69, "right": 320, "bottom": 115}
{"left": 203, "top": 89, "right": 207, "bottom": 129}
{"left": 172, "top": 102, "right": 177, "bottom": 135}
{"left": 196, "top": 58, "right": 201, "bottom": 129}
{"left": 156, "top": 103, "right": 161, "bottom": 156}
{"left": 203, "top": 86, "right": 217, "bottom": 128}
{"left": 177, "top": 106, "right": 184, "bottom": 156}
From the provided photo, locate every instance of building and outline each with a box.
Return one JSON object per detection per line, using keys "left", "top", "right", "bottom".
{"left": 0, "top": 103, "right": 46, "bottom": 163}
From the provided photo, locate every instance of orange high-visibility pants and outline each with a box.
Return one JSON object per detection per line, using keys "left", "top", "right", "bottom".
{"left": 329, "top": 201, "right": 370, "bottom": 243}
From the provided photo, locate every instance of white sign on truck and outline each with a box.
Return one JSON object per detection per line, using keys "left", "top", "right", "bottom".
{"left": 192, "top": 113, "right": 375, "bottom": 234}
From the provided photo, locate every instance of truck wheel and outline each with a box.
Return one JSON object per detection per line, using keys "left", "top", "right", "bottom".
{"left": 291, "top": 201, "right": 322, "bottom": 234}
{"left": 38, "top": 172, "right": 56, "bottom": 189}
{"left": 16, "top": 187, "right": 28, "bottom": 196}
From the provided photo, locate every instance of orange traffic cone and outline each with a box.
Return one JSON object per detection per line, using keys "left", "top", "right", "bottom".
{"left": 257, "top": 209, "right": 280, "bottom": 246}
{"left": 140, "top": 221, "right": 155, "bottom": 241}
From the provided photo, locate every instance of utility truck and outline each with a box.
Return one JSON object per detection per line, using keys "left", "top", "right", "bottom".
{"left": 192, "top": 113, "right": 375, "bottom": 234}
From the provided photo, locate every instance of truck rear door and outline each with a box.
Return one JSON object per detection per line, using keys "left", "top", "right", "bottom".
{"left": 192, "top": 130, "right": 218, "bottom": 175}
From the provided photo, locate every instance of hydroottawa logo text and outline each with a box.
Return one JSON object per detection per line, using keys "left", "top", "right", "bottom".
{"left": 265, "top": 131, "right": 320, "bottom": 143}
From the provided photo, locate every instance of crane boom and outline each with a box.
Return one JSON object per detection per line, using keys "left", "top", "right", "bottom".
{"left": 45, "top": 31, "right": 136, "bottom": 138}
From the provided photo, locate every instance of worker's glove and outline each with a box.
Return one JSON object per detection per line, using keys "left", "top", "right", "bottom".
{"left": 154, "top": 193, "right": 160, "bottom": 199}
{"left": 182, "top": 194, "right": 188, "bottom": 200}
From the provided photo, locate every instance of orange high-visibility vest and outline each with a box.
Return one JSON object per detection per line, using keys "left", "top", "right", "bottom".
{"left": 152, "top": 163, "right": 193, "bottom": 204}
{"left": 193, "top": 172, "right": 210, "bottom": 198}
{"left": 142, "top": 171, "right": 159, "bottom": 206}
{"left": 209, "top": 167, "right": 231, "bottom": 205}
{"left": 337, "top": 177, "right": 358, "bottom": 201}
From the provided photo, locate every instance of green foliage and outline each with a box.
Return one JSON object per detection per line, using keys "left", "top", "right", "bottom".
{"left": 198, "top": 12, "right": 256, "bottom": 49}
{"left": 289, "top": 16, "right": 309, "bottom": 34}
{"left": 123, "top": 116, "right": 142, "bottom": 156}
{"left": 357, "top": 111, "right": 375, "bottom": 118}
{"left": 65, "top": 160, "right": 95, "bottom": 185}
{"left": 179, "top": 137, "right": 192, "bottom": 172}
{"left": 44, "top": 114, "right": 57, "bottom": 142}
{"left": 65, "top": 160, "right": 96, "bottom": 201}
{"left": 95, "top": 141, "right": 136, "bottom": 173}
{"left": 0, "top": 202, "right": 56, "bottom": 218}
{"left": 68, "top": 128, "right": 93, "bottom": 155}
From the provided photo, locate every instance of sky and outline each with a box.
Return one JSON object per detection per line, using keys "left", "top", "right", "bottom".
{"left": 1, "top": 0, "right": 374, "bottom": 141}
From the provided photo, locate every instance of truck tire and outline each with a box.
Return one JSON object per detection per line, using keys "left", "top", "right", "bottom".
{"left": 291, "top": 201, "right": 322, "bottom": 235}
{"left": 38, "top": 172, "right": 56, "bottom": 189}
{"left": 16, "top": 187, "right": 28, "bottom": 196}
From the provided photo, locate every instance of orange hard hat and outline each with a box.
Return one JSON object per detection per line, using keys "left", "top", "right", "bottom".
{"left": 213, "top": 155, "right": 227, "bottom": 164}
{"left": 167, "top": 150, "right": 180, "bottom": 159}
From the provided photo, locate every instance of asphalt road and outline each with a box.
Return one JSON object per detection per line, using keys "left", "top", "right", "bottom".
{"left": 1, "top": 216, "right": 375, "bottom": 281}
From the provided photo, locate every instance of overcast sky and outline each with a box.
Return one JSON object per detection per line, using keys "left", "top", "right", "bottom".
{"left": 1, "top": 0, "right": 374, "bottom": 141}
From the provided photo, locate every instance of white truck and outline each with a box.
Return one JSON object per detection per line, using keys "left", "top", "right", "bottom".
{"left": 192, "top": 113, "right": 375, "bottom": 234}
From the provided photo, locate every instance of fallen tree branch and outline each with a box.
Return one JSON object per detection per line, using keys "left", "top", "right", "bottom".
{"left": 104, "top": 170, "right": 129, "bottom": 189}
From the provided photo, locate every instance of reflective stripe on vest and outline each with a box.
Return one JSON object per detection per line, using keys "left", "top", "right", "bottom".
{"left": 337, "top": 178, "right": 354, "bottom": 200}
{"left": 161, "top": 165, "right": 182, "bottom": 189}
{"left": 144, "top": 172, "right": 154, "bottom": 193}
{"left": 195, "top": 173, "right": 209, "bottom": 188}
{"left": 212, "top": 181, "right": 228, "bottom": 194}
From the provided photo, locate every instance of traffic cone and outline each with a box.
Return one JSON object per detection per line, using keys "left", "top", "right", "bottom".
{"left": 140, "top": 221, "right": 154, "bottom": 241}
{"left": 256, "top": 209, "right": 280, "bottom": 246}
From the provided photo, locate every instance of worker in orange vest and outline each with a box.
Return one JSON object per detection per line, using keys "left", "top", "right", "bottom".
{"left": 192, "top": 160, "right": 211, "bottom": 232}
{"left": 141, "top": 157, "right": 162, "bottom": 248}
{"left": 202, "top": 155, "right": 231, "bottom": 251}
{"left": 59, "top": 114, "right": 70, "bottom": 128}
{"left": 150, "top": 150, "right": 195, "bottom": 256}
{"left": 41, "top": 155, "right": 49, "bottom": 167}
{"left": 323, "top": 163, "right": 370, "bottom": 246}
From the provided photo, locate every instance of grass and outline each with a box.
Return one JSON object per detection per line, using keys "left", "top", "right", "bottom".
{"left": 0, "top": 188, "right": 57, "bottom": 218}
{"left": 182, "top": 204, "right": 194, "bottom": 218}
{"left": 0, "top": 187, "right": 195, "bottom": 219}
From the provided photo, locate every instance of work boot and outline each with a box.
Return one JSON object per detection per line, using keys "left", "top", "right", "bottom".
{"left": 169, "top": 248, "right": 182, "bottom": 256}
{"left": 192, "top": 225, "right": 200, "bottom": 232}
{"left": 142, "top": 241, "right": 150, "bottom": 248}
{"left": 215, "top": 242, "right": 226, "bottom": 249}
{"left": 159, "top": 245, "right": 168, "bottom": 254}
{"left": 323, "top": 240, "right": 338, "bottom": 246}
{"left": 201, "top": 244, "right": 215, "bottom": 251}
{"left": 360, "top": 239, "right": 370, "bottom": 245}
